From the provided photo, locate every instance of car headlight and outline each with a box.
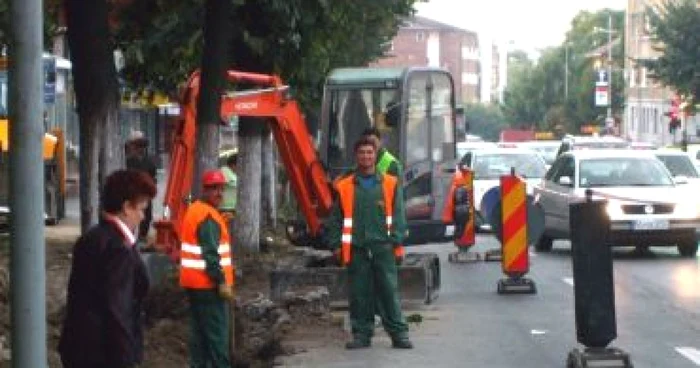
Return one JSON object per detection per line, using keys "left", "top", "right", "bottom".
{"left": 674, "top": 203, "right": 700, "bottom": 219}
{"left": 606, "top": 202, "right": 624, "bottom": 219}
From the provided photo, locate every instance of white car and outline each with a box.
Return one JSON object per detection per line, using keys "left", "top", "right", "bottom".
{"left": 456, "top": 141, "right": 498, "bottom": 162}
{"left": 459, "top": 147, "right": 547, "bottom": 230}
{"left": 517, "top": 140, "right": 560, "bottom": 166}
{"left": 533, "top": 150, "right": 700, "bottom": 257}
{"left": 654, "top": 150, "right": 700, "bottom": 185}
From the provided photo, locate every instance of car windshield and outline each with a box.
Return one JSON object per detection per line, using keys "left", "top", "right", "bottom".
{"left": 655, "top": 154, "right": 699, "bottom": 178}
{"left": 578, "top": 157, "right": 674, "bottom": 187}
{"left": 472, "top": 153, "right": 546, "bottom": 179}
{"left": 532, "top": 146, "right": 558, "bottom": 164}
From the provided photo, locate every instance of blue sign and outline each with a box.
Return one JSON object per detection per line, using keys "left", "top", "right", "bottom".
{"left": 44, "top": 57, "right": 56, "bottom": 104}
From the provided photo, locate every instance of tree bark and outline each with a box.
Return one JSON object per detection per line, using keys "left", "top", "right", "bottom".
{"left": 65, "top": 0, "right": 120, "bottom": 232}
{"left": 193, "top": 0, "right": 232, "bottom": 197}
{"left": 260, "top": 125, "right": 277, "bottom": 230}
{"left": 235, "top": 120, "right": 262, "bottom": 253}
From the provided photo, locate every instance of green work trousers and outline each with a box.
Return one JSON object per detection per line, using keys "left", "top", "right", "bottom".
{"left": 186, "top": 290, "right": 231, "bottom": 368}
{"left": 348, "top": 243, "right": 409, "bottom": 342}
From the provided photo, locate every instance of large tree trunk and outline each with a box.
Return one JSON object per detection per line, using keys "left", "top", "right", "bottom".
{"left": 235, "top": 120, "right": 262, "bottom": 253}
{"left": 65, "top": 0, "right": 120, "bottom": 233}
{"left": 100, "top": 102, "right": 123, "bottom": 182}
{"left": 260, "top": 125, "right": 277, "bottom": 230}
{"left": 193, "top": 0, "right": 232, "bottom": 197}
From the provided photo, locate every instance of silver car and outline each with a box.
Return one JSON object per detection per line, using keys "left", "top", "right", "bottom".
{"left": 533, "top": 150, "right": 700, "bottom": 257}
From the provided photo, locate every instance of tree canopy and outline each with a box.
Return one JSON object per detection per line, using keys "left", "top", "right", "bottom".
{"left": 642, "top": 0, "right": 700, "bottom": 111}
{"left": 115, "top": 0, "right": 418, "bottom": 109}
{"left": 501, "top": 9, "right": 625, "bottom": 133}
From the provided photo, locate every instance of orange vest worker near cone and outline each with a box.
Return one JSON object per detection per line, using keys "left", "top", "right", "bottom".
{"left": 180, "top": 169, "right": 235, "bottom": 367}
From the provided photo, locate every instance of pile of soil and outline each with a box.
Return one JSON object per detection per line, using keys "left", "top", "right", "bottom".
{"left": 0, "top": 230, "right": 338, "bottom": 368}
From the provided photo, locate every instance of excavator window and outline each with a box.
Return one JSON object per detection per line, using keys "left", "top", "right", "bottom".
{"left": 326, "top": 87, "right": 400, "bottom": 178}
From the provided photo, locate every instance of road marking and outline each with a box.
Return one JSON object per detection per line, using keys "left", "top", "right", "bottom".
{"left": 528, "top": 251, "right": 536, "bottom": 257}
{"left": 675, "top": 347, "right": 700, "bottom": 365}
{"left": 530, "top": 329, "right": 547, "bottom": 335}
{"left": 562, "top": 277, "right": 574, "bottom": 287}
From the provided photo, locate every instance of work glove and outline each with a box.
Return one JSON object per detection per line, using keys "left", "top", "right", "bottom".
{"left": 218, "top": 283, "right": 234, "bottom": 301}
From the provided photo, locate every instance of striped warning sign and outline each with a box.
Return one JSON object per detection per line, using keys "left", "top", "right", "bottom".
{"left": 500, "top": 173, "right": 529, "bottom": 275}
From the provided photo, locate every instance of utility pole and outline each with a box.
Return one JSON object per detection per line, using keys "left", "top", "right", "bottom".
{"left": 606, "top": 13, "right": 614, "bottom": 128}
{"left": 564, "top": 42, "right": 569, "bottom": 100}
{"left": 9, "top": 0, "right": 47, "bottom": 366}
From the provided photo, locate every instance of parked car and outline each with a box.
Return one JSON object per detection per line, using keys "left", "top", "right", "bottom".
{"left": 533, "top": 150, "right": 700, "bottom": 257}
{"left": 456, "top": 141, "right": 498, "bottom": 161}
{"left": 459, "top": 147, "right": 547, "bottom": 230}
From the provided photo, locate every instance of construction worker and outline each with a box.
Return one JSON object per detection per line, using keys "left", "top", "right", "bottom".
{"left": 220, "top": 153, "right": 238, "bottom": 216}
{"left": 179, "top": 169, "right": 235, "bottom": 367}
{"left": 443, "top": 161, "right": 475, "bottom": 248}
{"left": 361, "top": 127, "right": 402, "bottom": 178}
{"left": 326, "top": 136, "right": 413, "bottom": 350}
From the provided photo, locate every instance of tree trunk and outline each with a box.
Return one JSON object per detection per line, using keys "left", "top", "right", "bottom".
{"left": 235, "top": 120, "right": 262, "bottom": 253}
{"left": 100, "top": 101, "right": 123, "bottom": 182}
{"left": 260, "top": 125, "right": 277, "bottom": 230}
{"left": 65, "top": 0, "right": 120, "bottom": 233}
{"left": 193, "top": 0, "right": 232, "bottom": 197}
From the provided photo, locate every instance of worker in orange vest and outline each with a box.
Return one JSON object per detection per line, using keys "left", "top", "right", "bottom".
{"left": 179, "top": 169, "right": 235, "bottom": 367}
{"left": 326, "top": 136, "right": 413, "bottom": 350}
{"left": 442, "top": 162, "right": 475, "bottom": 250}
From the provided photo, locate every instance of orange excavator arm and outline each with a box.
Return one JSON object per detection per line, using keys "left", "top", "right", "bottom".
{"left": 154, "top": 70, "right": 335, "bottom": 261}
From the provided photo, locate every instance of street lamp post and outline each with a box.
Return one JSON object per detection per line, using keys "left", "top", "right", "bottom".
{"left": 594, "top": 13, "right": 616, "bottom": 133}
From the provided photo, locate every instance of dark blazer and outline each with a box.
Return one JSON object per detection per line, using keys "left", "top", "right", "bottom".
{"left": 59, "top": 218, "right": 150, "bottom": 368}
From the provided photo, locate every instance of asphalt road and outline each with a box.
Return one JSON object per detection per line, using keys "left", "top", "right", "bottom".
{"left": 278, "top": 235, "right": 700, "bottom": 368}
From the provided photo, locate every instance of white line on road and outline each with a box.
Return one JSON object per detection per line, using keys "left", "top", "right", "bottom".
{"left": 530, "top": 329, "right": 547, "bottom": 335}
{"left": 562, "top": 277, "right": 574, "bottom": 287}
{"left": 675, "top": 347, "right": 700, "bottom": 365}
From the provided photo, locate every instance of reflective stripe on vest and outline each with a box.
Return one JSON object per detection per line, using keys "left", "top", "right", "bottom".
{"left": 334, "top": 174, "right": 402, "bottom": 265}
{"left": 179, "top": 200, "right": 234, "bottom": 289}
{"left": 377, "top": 150, "right": 399, "bottom": 175}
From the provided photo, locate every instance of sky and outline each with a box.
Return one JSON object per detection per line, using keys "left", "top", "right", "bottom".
{"left": 415, "top": 0, "right": 626, "bottom": 56}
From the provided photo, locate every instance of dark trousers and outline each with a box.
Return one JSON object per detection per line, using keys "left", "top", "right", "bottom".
{"left": 138, "top": 201, "right": 153, "bottom": 239}
{"left": 186, "top": 289, "right": 231, "bottom": 368}
{"left": 348, "top": 243, "right": 409, "bottom": 341}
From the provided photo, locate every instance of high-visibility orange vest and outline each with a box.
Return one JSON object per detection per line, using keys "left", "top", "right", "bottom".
{"left": 179, "top": 200, "right": 234, "bottom": 289}
{"left": 334, "top": 174, "right": 405, "bottom": 266}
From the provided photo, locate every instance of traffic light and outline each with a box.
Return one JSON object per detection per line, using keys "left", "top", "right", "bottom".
{"left": 666, "top": 96, "right": 681, "bottom": 133}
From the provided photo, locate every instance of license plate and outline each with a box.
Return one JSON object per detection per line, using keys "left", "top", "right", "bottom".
{"left": 633, "top": 219, "right": 669, "bottom": 230}
{"left": 445, "top": 225, "right": 455, "bottom": 236}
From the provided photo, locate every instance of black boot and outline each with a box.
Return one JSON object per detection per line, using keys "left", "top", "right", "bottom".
{"left": 391, "top": 338, "right": 413, "bottom": 349}
{"left": 345, "top": 338, "right": 371, "bottom": 350}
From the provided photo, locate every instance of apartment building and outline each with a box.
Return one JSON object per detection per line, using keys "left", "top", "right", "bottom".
{"left": 372, "top": 16, "right": 481, "bottom": 103}
{"left": 624, "top": 0, "right": 699, "bottom": 145}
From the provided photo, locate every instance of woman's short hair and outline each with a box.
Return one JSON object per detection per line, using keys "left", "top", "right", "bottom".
{"left": 101, "top": 169, "right": 157, "bottom": 214}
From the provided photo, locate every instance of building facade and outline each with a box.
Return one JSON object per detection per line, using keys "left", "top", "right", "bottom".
{"left": 624, "top": 0, "right": 698, "bottom": 145}
{"left": 372, "top": 16, "right": 480, "bottom": 104}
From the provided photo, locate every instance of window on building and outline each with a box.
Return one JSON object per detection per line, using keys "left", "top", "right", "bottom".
{"left": 416, "top": 32, "right": 425, "bottom": 42}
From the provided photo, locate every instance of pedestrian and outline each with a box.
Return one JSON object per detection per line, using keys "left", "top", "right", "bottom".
{"left": 59, "top": 169, "right": 157, "bottom": 368}
{"left": 326, "top": 136, "right": 413, "bottom": 350}
{"left": 361, "top": 127, "right": 403, "bottom": 178}
{"left": 125, "top": 130, "right": 158, "bottom": 243}
{"left": 180, "top": 169, "right": 235, "bottom": 367}
{"left": 220, "top": 152, "right": 238, "bottom": 216}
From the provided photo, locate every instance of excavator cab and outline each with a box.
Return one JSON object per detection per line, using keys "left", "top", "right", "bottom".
{"left": 319, "top": 67, "right": 458, "bottom": 244}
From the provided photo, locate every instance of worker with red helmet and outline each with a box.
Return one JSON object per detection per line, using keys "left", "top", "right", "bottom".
{"left": 179, "top": 169, "right": 235, "bottom": 367}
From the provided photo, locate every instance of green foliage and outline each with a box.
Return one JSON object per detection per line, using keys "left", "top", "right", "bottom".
{"left": 463, "top": 102, "right": 506, "bottom": 141}
{"left": 501, "top": 9, "right": 625, "bottom": 133}
{"left": 0, "top": 0, "right": 63, "bottom": 51}
{"left": 642, "top": 0, "right": 700, "bottom": 109}
{"left": 114, "top": 0, "right": 419, "bottom": 110}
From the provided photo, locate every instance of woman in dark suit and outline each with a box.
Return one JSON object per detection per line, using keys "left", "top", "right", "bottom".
{"left": 59, "top": 169, "right": 156, "bottom": 368}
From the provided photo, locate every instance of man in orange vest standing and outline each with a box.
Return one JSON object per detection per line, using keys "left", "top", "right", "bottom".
{"left": 179, "top": 169, "right": 235, "bottom": 367}
{"left": 326, "top": 136, "right": 413, "bottom": 350}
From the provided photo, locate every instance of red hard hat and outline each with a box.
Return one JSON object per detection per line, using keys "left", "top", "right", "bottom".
{"left": 202, "top": 169, "right": 226, "bottom": 186}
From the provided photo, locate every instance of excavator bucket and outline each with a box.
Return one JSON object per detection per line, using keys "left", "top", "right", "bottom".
{"left": 269, "top": 252, "right": 440, "bottom": 307}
